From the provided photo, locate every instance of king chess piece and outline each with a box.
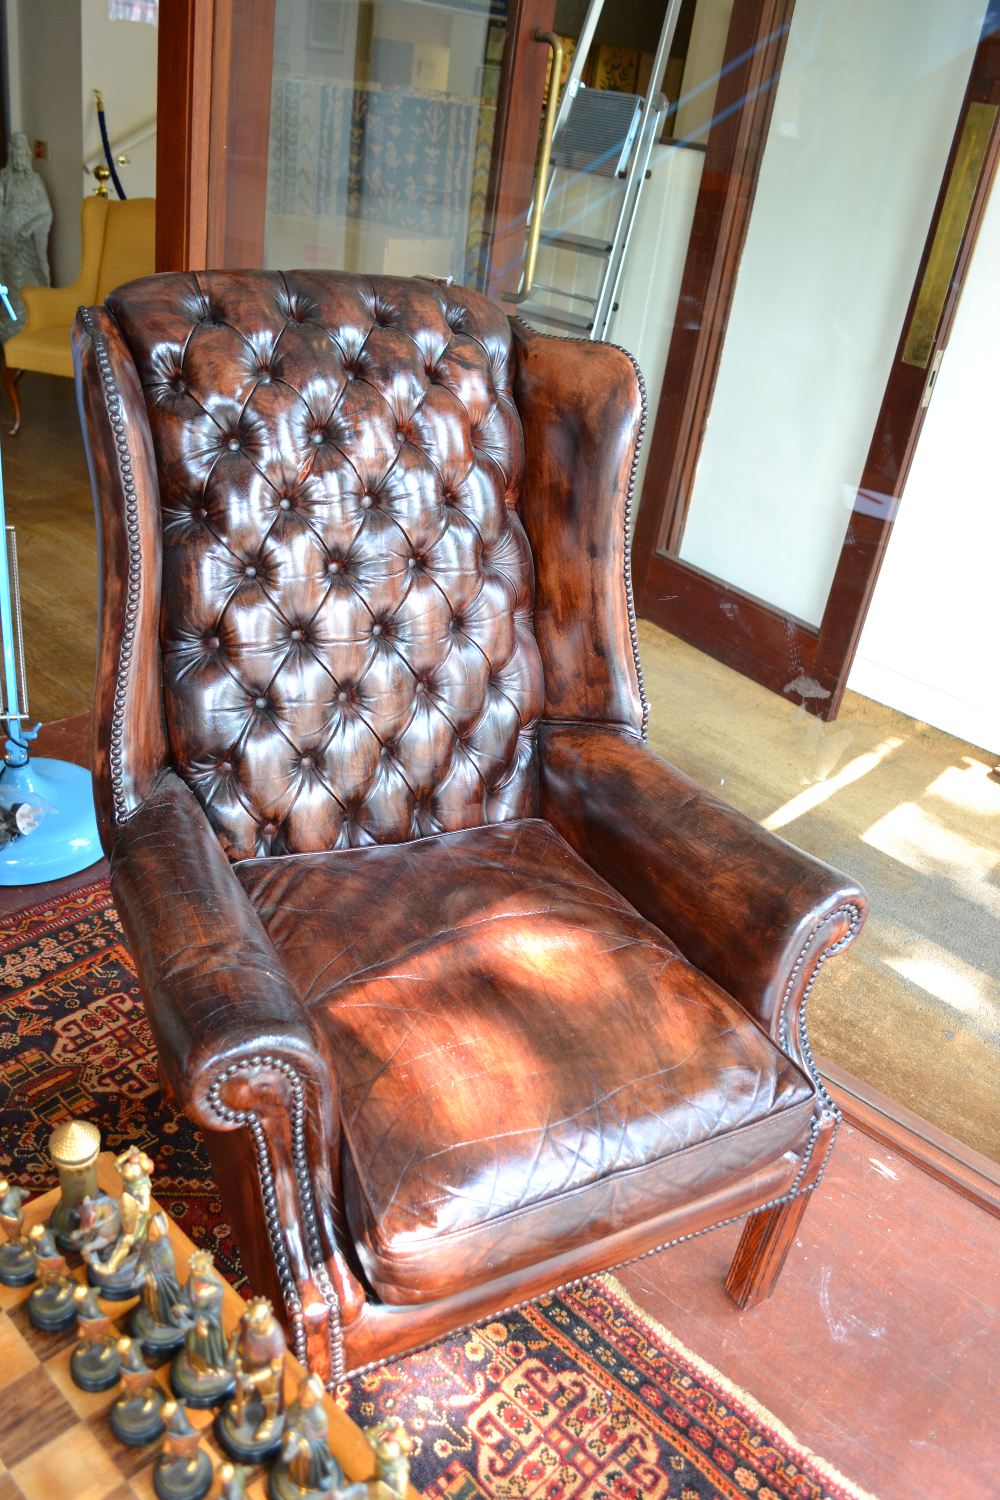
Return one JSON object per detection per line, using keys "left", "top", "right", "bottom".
{"left": 269, "top": 1373, "right": 345, "bottom": 1500}
{"left": 153, "top": 1400, "right": 213, "bottom": 1500}
{"left": 70, "top": 1283, "right": 121, "bottom": 1392}
{"left": 47, "top": 1119, "right": 101, "bottom": 1253}
{"left": 131, "top": 1210, "right": 187, "bottom": 1361}
{"left": 110, "top": 1335, "right": 166, "bottom": 1446}
{"left": 215, "top": 1296, "right": 287, "bottom": 1463}
{"left": 0, "top": 1178, "right": 34, "bottom": 1286}
{"left": 27, "top": 1224, "right": 77, "bottom": 1331}
{"left": 170, "top": 1251, "right": 235, "bottom": 1409}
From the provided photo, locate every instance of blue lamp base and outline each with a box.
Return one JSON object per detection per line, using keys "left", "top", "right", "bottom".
{"left": 0, "top": 758, "right": 102, "bottom": 885}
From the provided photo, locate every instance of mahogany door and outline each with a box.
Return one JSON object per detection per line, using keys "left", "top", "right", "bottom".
{"left": 156, "top": 0, "right": 556, "bottom": 292}
{"left": 632, "top": 0, "right": 1000, "bottom": 720}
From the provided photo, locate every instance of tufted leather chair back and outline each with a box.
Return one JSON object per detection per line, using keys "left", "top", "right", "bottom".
{"left": 103, "top": 271, "right": 544, "bottom": 859}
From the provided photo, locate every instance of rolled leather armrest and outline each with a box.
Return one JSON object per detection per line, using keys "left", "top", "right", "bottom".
{"left": 540, "top": 722, "right": 867, "bottom": 1039}
{"left": 109, "top": 769, "right": 332, "bottom": 1125}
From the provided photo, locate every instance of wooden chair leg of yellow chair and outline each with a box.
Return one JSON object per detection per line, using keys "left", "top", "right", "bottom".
{"left": 3, "top": 366, "right": 23, "bottom": 436}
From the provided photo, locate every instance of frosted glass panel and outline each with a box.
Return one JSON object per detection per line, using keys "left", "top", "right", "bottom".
{"left": 677, "top": 0, "right": 988, "bottom": 627}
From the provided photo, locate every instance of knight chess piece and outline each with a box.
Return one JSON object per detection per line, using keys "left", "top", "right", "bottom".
{"left": 47, "top": 1119, "right": 101, "bottom": 1252}
{"left": 110, "top": 1335, "right": 166, "bottom": 1447}
{"left": 217, "top": 1461, "right": 249, "bottom": 1499}
{"left": 70, "top": 1283, "right": 121, "bottom": 1392}
{"left": 73, "top": 1143, "right": 154, "bottom": 1299}
{"left": 269, "top": 1373, "right": 345, "bottom": 1500}
{"left": 27, "top": 1224, "right": 77, "bottom": 1331}
{"left": 153, "top": 1400, "right": 213, "bottom": 1500}
{"left": 170, "top": 1251, "right": 235, "bottom": 1409}
{"left": 215, "top": 1296, "right": 287, "bottom": 1463}
{"left": 131, "top": 1210, "right": 187, "bottom": 1361}
{"left": 0, "top": 1177, "right": 34, "bottom": 1286}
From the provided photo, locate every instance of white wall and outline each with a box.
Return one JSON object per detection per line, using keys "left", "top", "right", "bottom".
{"left": 848, "top": 177, "right": 1000, "bottom": 756}
{"left": 677, "top": 0, "right": 989, "bottom": 626}
{"left": 80, "top": 0, "right": 157, "bottom": 200}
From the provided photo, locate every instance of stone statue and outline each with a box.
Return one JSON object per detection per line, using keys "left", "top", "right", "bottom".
{"left": 0, "top": 133, "right": 51, "bottom": 341}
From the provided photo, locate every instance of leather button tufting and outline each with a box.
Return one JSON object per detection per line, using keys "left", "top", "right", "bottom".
{"left": 194, "top": 506, "right": 207, "bottom": 519}
{"left": 227, "top": 437, "right": 240, "bottom": 451}
{"left": 244, "top": 565, "right": 258, "bottom": 578}
{"left": 311, "top": 432, "right": 324, "bottom": 446}
{"left": 371, "top": 623, "right": 383, "bottom": 637}
{"left": 206, "top": 636, "right": 220, "bottom": 650}
{"left": 327, "top": 560, "right": 341, "bottom": 574}
{"left": 290, "top": 628, "right": 303, "bottom": 641}
{"left": 360, "top": 495, "right": 372, "bottom": 509}
{"left": 337, "top": 690, "right": 349, "bottom": 704}
{"left": 300, "top": 755, "right": 314, "bottom": 770}
{"left": 254, "top": 696, "right": 267, "bottom": 710}
{"left": 279, "top": 498, "right": 292, "bottom": 510}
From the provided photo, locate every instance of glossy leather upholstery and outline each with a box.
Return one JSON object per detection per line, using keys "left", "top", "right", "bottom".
{"left": 75, "top": 271, "right": 867, "bottom": 1382}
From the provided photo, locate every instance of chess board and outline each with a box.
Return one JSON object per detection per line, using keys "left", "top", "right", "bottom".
{"left": 0, "top": 1155, "right": 413, "bottom": 1500}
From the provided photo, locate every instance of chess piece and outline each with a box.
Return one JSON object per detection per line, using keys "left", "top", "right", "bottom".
{"left": 170, "top": 1251, "right": 235, "bottom": 1409}
{"left": 269, "top": 1373, "right": 344, "bottom": 1500}
{"left": 0, "top": 1178, "right": 34, "bottom": 1286}
{"left": 153, "top": 1400, "right": 213, "bottom": 1500}
{"left": 365, "top": 1417, "right": 415, "bottom": 1498}
{"left": 131, "top": 1211, "right": 187, "bottom": 1361}
{"left": 70, "top": 1283, "right": 121, "bottom": 1392}
{"left": 215, "top": 1296, "right": 287, "bottom": 1463}
{"left": 110, "top": 1335, "right": 166, "bottom": 1446}
{"left": 27, "top": 1224, "right": 77, "bottom": 1331}
{"left": 47, "top": 1119, "right": 101, "bottom": 1252}
{"left": 72, "top": 1188, "right": 145, "bottom": 1300}
{"left": 217, "top": 1461, "right": 249, "bottom": 1499}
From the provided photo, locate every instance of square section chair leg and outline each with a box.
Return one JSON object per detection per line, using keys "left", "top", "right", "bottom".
{"left": 725, "top": 1191, "right": 813, "bottom": 1310}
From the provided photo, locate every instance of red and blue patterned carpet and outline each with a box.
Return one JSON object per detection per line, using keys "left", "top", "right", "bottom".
{"left": 1, "top": 879, "right": 871, "bottom": 1500}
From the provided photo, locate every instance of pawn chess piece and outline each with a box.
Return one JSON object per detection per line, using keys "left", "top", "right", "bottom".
{"left": 110, "top": 1335, "right": 166, "bottom": 1446}
{"left": 70, "top": 1283, "right": 121, "bottom": 1392}
{"left": 131, "top": 1211, "right": 187, "bottom": 1361}
{"left": 153, "top": 1400, "right": 213, "bottom": 1500}
{"left": 215, "top": 1296, "right": 287, "bottom": 1463}
{"left": 170, "top": 1251, "right": 235, "bottom": 1409}
{"left": 0, "top": 1178, "right": 34, "bottom": 1286}
{"left": 47, "top": 1119, "right": 101, "bottom": 1252}
{"left": 217, "top": 1461, "right": 249, "bottom": 1499}
{"left": 27, "top": 1224, "right": 77, "bottom": 1331}
{"left": 269, "top": 1373, "right": 344, "bottom": 1500}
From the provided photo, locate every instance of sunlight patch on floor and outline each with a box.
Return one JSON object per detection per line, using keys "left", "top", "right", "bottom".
{"left": 761, "top": 736, "right": 904, "bottom": 832}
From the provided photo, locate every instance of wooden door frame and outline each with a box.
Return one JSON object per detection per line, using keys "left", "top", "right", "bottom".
{"left": 633, "top": 2, "right": 1000, "bottom": 720}
{"left": 156, "top": 0, "right": 554, "bottom": 281}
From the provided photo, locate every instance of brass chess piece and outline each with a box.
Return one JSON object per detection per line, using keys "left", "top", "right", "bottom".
{"left": 170, "top": 1251, "right": 235, "bottom": 1409}
{"left": 217, "top": 1462, "right": 249, "bottom": 1499}
{"left": 215, "top": 1296, "right": 287, "bottom": 1463}
{"left": 0, "top": 1177, "right": 34, "bottom": 1286}
{"left": 364, "top": 1417, "right": 415, "bottom": 1498}
{"left": 269, "top": 1373, "right": 345, "bottom": 1500}
{"left": 70, "top": 1283, "right": 121, "bottom": 1392}
{"left": 110, "top": 1335, "right": 166, "bottom": 1446}
{"left": 27, "top": 1224, "right": 77, "bottom": 1331}
{"left": 131, "top": 1210, "right": 187, "bottom": 1361}
{"left": 47, "top": 1118, "right": 101, "bottom": 1252}
{"left": 153, "top": 1400, "right": 213, "bottom": 1500}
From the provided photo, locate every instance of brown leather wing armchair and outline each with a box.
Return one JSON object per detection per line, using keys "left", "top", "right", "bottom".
{"left": 73, "top": 271, "right": 866, "bottom": 1384}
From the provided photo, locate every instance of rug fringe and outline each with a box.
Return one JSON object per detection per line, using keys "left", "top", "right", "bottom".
{"left": 599, "top": 1275, "right": 879, "bottom": 1500}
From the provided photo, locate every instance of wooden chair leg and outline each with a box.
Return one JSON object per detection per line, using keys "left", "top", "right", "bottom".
{"left": 725, "top": 1191, "right": 812, "bottom": 1310}
{"left": 3, "top": 366, "right": 23, "bottom": 436}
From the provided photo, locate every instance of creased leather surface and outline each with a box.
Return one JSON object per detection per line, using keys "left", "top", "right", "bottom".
{"left": 237, "top": 818, "right": 814, "bottom": 1304}
{"left": 103, "top": 271, "right": 544, "bottom": 859}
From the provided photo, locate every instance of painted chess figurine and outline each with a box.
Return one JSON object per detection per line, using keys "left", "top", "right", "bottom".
{"left": 218, "top": 1462, "right": 249, "bottom": 1499}
{"left": 27, "top": 1223, "right": 77, "bottom": 1331}
{"left": 216, "top": 1296, "right": 287, "bottom": 1463}
{"left": 70, "top": 1283, "right": 121, "bottom": 1392}
{"left": 110, "top": 1335, "right": 166, "bottom": 1446}
{"left": 153, "top": 1400, "right": 213, "bottom": 1500}
{"left": 0, "top": 1178, "right": 33, "bottom": 1286}
{"left": 270, "top": 1373, "right": 345, "bottom": 1500}
{"left": 365, "top": 1417, "right": 415, "bottom": 1498}
{"left": 47, "top": 1119, "right": 101, "bottom": 1252}
{"left": 170, "top": 1250, "right": 235, "bottom": 1408}
{"left": 72, "top": 1189, "right": 145, "bottom": 1300}
{"left": 131, "top": 1210, "right": 187, "bottom": 1359}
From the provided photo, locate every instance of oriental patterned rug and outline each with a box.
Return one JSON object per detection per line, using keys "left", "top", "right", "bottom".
{"left": 0, "top": 879, "right": 874, "bottom": 1500}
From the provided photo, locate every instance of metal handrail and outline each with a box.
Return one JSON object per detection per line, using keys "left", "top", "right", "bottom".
{"left": 508, "top": 31, "right": 565, "bottom": 303}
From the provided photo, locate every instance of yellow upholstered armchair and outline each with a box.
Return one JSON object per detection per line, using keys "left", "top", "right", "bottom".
{"left": 3, "top": 194, "right": 155, "bottom": 434}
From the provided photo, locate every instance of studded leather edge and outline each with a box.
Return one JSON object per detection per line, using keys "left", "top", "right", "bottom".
{"left": 79, "top": 306, "right": 144, "bottom": 825}
{"left": 511, "top": 316, "right": 651, "bottom": 743}
{"left": 206, "top": 1055, "right": 346, "bottom": 1381}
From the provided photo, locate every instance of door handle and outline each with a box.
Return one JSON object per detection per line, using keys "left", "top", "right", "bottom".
{"left": 508, "top": 30, "right": 565, "bottom": 304}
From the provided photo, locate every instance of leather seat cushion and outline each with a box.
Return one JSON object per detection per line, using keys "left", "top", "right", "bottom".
{"left": 237, "top": 818, "right": 816, "bottom": 1305}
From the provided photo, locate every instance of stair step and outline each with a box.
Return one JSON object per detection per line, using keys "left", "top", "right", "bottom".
{"left": 513, "top": 301, "right": 594, "bottom": 332}
{"left": 539, "top": 231, "right": 613, "bottom": 257}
